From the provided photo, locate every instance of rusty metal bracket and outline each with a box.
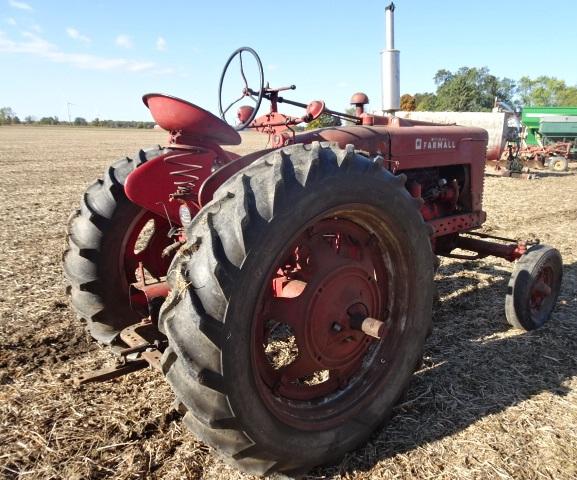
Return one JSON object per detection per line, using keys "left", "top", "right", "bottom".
{"left": 119, "top": 322, "right": 165, "bottom": 372}
{"left": 72, "top": 321, "right": 166, "bottom": 386}
{"left": 73, "top": 360, "right": 149, "bottom": 385}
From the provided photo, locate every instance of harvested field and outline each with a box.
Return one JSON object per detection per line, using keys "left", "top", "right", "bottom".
{"left": 1, "top": 125, "right": 576, "bottom": 479}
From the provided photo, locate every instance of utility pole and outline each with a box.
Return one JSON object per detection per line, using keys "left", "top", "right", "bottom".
{"left": 67, "top": 102, "right": 75, "bottom": 125}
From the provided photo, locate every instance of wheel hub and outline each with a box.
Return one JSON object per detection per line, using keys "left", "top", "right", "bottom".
{"left": 254, "top": 218, "right": 388, "bottom": 405}
{"left": 304, "top": 264, "right": 379, "bottom": 368}
{"left": 530, "top": 267, "right": 553, "bottom": 312}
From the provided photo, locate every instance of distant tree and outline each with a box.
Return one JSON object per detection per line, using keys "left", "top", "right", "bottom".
{"left": 39, "top": 116, "right": 59, "bottom": 125}
{"left": 411, "top": 67, "right": 515, "bottom": 112}
{"left": 414, "top": 92, "right": 438, "bottom": 111}
{"left": 305, "top": 113, "right": 342, "bottom": 130}
{"left": 517, "top": 76, "right": 577, "bottom": 106}
{"left": 0, "top": 107, "right": 16, "bottom": 125}
{"left": 4, "top": 112, "right": 156, "bottom": 129}
{"left": 400, "top": 94, "right": 416, "bottom": 111}
{"left": 433, "top": 67, "right": 515, "bottom": 111}
{"left": 344, "top": 106, "right": 358, "bottom": 126}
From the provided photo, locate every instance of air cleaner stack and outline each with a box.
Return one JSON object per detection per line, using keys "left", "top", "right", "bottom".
{"left": 382, "top": 2, "right": 400, "bottom": 113}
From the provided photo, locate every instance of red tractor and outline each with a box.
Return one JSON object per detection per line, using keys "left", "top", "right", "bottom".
{"left": 64, "top": 46, "right": 563, "bottom": 476}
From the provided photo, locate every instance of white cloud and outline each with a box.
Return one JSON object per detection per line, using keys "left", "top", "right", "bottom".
{"left": 267, "top": 64, "right": 278, "bottom": 71}
{"left": 0, "top": 30, "right": 173, "bottom": 74}
{"left": 156, "top": 36, "right": 166, "bottom": 51}
{"left": 8, "top": 0, "right": 33, "bottom": 11}
{"left": 66, "top": 27, "right": 90, "bottom": 44}
{"left": 6, "top": 17, "right": 17, "bottom": 26}
{"left": 115, "top": 34, "right": 132, "bottom": 49}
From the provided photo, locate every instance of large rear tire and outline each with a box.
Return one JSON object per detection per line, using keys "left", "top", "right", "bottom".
{"left": 159, "top": 142, "right": 434, "bottom": 475}
{"left": 64, "top": 147, "right": 173, "bottom": 344}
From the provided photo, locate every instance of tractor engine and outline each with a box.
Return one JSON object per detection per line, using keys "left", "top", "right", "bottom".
{"left": 404, "top": 166, "right": 467, "bottom": 221}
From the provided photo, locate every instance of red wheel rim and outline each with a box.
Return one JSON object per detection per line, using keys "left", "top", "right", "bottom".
{"left": 120, "top": 210, "right": 172, "bottom": 288}
{"left": 529, "top": 266, "right": 553, "bottom": 319}
{"left": 251, "top": 213, "right": 408, "bottom": 430}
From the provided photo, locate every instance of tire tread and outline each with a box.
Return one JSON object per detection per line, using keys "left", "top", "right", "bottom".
{"left": 159, "top": 142, "right": 432, "bottom": 475}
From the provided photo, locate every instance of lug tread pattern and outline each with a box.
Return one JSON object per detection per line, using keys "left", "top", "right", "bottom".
{"left": 63, "top": 146, "right": 162, "bottom": 343}
{"left": 159, "top": 142, "right": 432, "bottom": 475}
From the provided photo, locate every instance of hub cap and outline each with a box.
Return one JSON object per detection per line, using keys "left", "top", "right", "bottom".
{"left": 529, "top": 266, "right": 553, "bottom": 320}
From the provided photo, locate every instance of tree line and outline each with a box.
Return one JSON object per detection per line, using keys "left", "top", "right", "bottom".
{"left": 401, "top": 70, "right": 577, "bottom": 112}
{"left": 2, "top": 72, "right": 577, "bottom": 128}
{"left": 0, "top": 107, "right": 155, "bottom": 128}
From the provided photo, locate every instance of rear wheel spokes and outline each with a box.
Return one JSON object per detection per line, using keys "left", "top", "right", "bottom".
{"left": 260, "top": 222, "right": 381, "bottom": 399}
{"left": 298, "top": 230, "right": 375, "bottom": 280}
{"left": 262, "top": 294, "right": 333, "bottom": 396}
{"left": 254, "top": 216, "right": 393, "bottom": 409}
{"left": 299, "top": 234, "right": 342, "bottom": 273}
{"left": 265, "top": 295, "right": 306, "bottom": 332}
{"left": 277, "top": 353, "right": 320, "bottom": 384}
{"left": 124, "top": 214, "right": 171, "bottom": 282}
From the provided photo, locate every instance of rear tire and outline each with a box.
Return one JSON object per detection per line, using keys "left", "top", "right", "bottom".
{"left": 159, "top": 142, "right": 434, "bottom": 475}
{"left": 505, "top": 245, "right": 563, "bottom": 331}
{"left": 64, "top": 147, "right": 172, "bottom": 344}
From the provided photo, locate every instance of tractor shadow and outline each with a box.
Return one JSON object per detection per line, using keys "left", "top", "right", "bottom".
{"left": 485, "top": 169, "right": 574, "bottom": 179}
{"left": 531, "top": 170, "right": 575, "bottom": 178}
{"left": 314, "top": 258, "right": 577, "bottom": 477}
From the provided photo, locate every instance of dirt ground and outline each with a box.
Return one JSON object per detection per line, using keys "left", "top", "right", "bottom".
{"left": 1, "top": 125, "right": 576, "bottom": 480}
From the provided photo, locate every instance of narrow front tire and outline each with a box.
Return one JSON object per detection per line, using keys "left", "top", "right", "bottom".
{"left": 505, "top": 245, "right": 563, "bottom": 331}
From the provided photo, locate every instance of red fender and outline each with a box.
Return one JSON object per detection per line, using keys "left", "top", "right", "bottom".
{"left": 125, "top": 148, "right": 218, "bottom": 225}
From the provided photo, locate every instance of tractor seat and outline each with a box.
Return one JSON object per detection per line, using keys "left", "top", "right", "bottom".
{"left": 143, "top": 93, "right": 241, "bottom": 145}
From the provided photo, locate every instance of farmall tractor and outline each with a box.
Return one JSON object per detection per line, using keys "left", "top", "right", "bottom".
{"left": 64, "top": 6, "right": 563, "bottom": 477}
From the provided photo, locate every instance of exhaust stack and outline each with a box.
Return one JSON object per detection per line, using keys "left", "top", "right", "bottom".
{"left": 381, "top": 2, "right": 400, "bottom": 113}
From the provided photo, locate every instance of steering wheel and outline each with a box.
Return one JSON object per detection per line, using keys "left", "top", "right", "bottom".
{"left": 218, "top": 47, "right": 264, "bottom": 131}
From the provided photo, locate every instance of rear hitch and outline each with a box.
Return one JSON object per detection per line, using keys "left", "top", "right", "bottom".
{"left": 73, "top": 320, "right": 167, "bottom": 385}
{"left": 73, "top": 359, "right": 150, "bottom": 385}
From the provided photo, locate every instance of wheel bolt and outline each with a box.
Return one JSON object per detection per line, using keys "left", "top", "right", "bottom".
{"left": 332, "top": 322, "right": 343, "bottom": 332}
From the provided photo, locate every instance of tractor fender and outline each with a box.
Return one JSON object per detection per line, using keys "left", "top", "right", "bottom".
{"left": 198, "top": 147, "right": 275, "bottom": 206}
{"left": 198, "top": 127, "right": 391, "bottom": 207}
{"left": 293, "top": 125, "right": 391, "bottom": 155}
{"left": 125, "top": 147, "right": 226, "bottom": 225}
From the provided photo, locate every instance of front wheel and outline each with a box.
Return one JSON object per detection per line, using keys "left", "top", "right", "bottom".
{"left": 159, "top": 142, "right": 434, "bottom": 475}
{"left": 505, "top": 245, "right": 563, "bottom": 330}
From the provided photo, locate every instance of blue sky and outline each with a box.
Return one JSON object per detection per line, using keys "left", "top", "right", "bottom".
{"left": 1, "top": 0, "right": 577, "bottom": 121}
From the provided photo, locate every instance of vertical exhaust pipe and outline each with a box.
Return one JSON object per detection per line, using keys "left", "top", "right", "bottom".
{"left": 381, "top": 2, "right": 400, "bottom": 114}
